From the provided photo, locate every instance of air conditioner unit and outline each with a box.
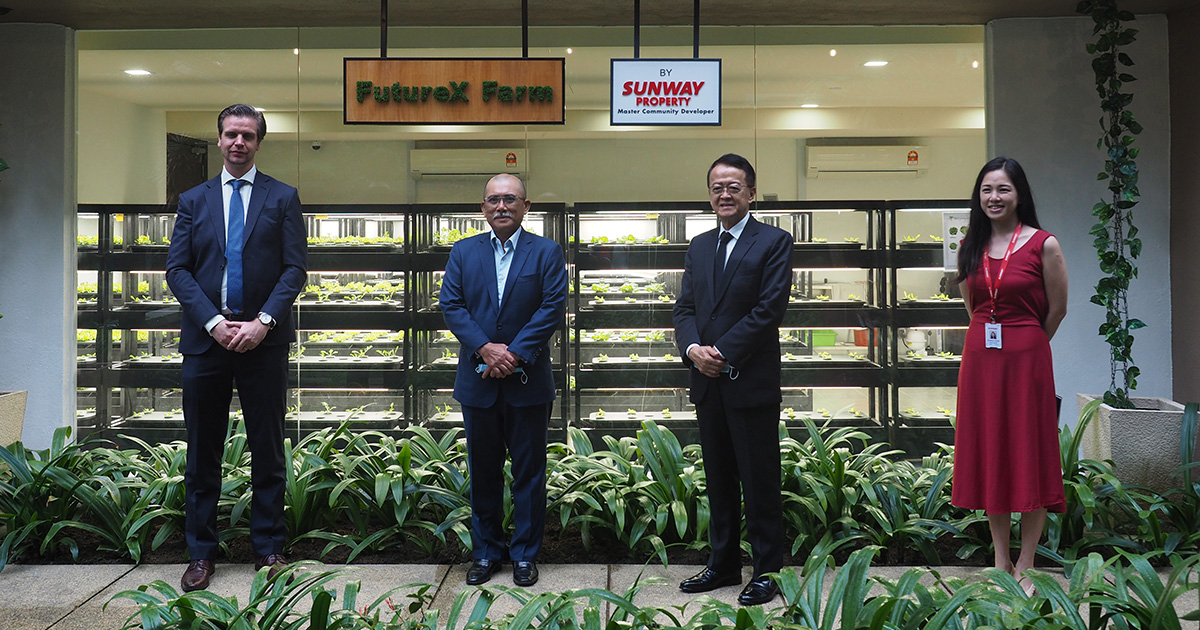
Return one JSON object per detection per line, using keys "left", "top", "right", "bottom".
{"left": 805, "top": 145, "right": 926, "bottom": 178}
{"left": 409, "top": 149, "right": 526, "bottom": 179}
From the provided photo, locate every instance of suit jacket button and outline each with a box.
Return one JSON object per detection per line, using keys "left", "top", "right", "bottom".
{"left": 497, "top": 322, "right": 503, "bottom": 329}
{"left": 710, "top": 314, "right": 717, "bottom": 320}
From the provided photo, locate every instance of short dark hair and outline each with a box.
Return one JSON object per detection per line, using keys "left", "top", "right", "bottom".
{"left": 707, "top": 153, "right": 756, "bottom": 189}
{"left": 955, "top": 156, "right": 1043, "bottom": 282}
{"left": 217, "top": 104, "right": 267, "bottom": 140}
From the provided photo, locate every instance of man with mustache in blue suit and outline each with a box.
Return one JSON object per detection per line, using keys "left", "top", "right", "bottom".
{"left": 440, "top": 173, "right": 567, "bottom": 587}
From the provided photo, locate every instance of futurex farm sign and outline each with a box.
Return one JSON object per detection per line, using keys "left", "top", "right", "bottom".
{"left": 344, "top": 58, "right": 565, "bottom": 125}
{"left": 610, "top": 59, "right": 721, "bottom": 126}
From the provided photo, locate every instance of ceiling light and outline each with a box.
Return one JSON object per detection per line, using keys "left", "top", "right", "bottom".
{"left": 801, "top": 103, "right": 819, "bottom": 108}
{"left": 829, "top": 49, "right": 837, "bottom": 57}
{"left": 863, "top": 61, "right": 888, "bottom": 67}
{"left": 566, "top": 47, "right": 573, "bottom": 54}
{"left": 124, "top": 69, "right": 151, "bottom": 76}
{"left": 255, "top": 107, "right": 266, "bottom": 112}
{"left": 972, "top": 60, "right": 979, "bottom": 68}
{"left": 294, "top": 48, "right": 299, "bottom": 55}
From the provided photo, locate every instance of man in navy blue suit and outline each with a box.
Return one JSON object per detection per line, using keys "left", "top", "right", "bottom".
{"left": 166, "top": 104, "right": 307, "bottom": 592}
{"left": 673, "top": 153, "right": 793, "bottom": 606}
{"left": 440, "top": 173, "right": 567, "bottom": 587}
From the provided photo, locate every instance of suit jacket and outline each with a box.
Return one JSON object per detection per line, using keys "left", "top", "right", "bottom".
{"left": 441, "top": 230, "right": 568, "bottom": 408}
{"left": 166, "top": 172, "right": 308, "bottom": 355}
{"left": 673, "top": 215, "right": 793, "bottom": 407}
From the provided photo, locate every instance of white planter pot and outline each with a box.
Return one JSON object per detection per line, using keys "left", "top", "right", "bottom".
{"left": 1076, "top": 393, "right": 1197, "bottom": 493}
{"left": 0, "top": 390, "right": 27, "bottom": 446}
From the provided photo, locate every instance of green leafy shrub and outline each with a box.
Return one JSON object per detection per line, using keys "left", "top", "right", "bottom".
{"left": 3, "top": 408, "right": 1200, "bottom": 575}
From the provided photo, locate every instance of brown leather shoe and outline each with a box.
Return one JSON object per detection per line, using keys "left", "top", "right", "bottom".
{"left": 255, "top": 553, "right": 290, "bottom": 581}
{"left": 181, "top": 559, "right": 215, "bottom": 592}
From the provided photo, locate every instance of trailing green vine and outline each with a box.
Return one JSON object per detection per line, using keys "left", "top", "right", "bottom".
{"left": 1078, "top": 0, "right": 1144, "bottom": 409}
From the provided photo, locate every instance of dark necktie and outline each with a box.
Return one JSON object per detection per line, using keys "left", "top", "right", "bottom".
{"left": 227, "top": 179, "right": 246, "bottom": 314}
{"left": 714, "top": 230, "right": 733, "bottom": 285}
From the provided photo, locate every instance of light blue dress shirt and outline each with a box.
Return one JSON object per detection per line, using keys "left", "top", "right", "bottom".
{"left": 490, "top": 227, "right": 523, "bottom": 308}
{"left": 204, "top": 166, "right": 257, "bottom": 333}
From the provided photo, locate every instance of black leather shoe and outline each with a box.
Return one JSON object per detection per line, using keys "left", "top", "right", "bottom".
{"left": 679, "top": 567, "right": 741, "bottom": 593}
{"left": 465, "top": 559, "right": 502, "bottom": 585}
{"left": 181, "top": 559, "right": 215, "bottom": 592}
{"left": 255, "top": 553, "right": 291, "bottom": 582}
{"left": 738, "top": 576, "right": 780, "bottom": 606}
{"left": 513, "top": 561, "right": 539, "bottom": 586}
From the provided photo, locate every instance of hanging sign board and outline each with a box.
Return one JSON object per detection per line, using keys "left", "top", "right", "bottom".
{"left": 344, "top": 57, "right": 565, "bottom": 125}
{"left": 610, "top": 58, "right": 721, "bottom": 126}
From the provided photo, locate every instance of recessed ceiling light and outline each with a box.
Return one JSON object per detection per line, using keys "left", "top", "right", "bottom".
{"left": 294, "top": 48, "right": 300, "bottom": 55}
{"left": 863, "top": 61, "right": 888, "bottom": 67}
{"left": 566, "top": 47, "right": 573, "bottom": 54}
{"left": 124, "top": 69, "right": 151, "bottom": 76}
{"left": 801, "top": 103, "right": 819, "bottom": 108}
{"left": 972, "top": 60, "right": 979, "bottom": 68}
{"left": 829, "top": 49, "right": 837, "bottom": 57}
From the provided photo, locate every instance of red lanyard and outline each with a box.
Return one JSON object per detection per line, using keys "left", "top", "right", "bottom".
{"left": 981, "top": 224, "right": 1021, "bottom": 322}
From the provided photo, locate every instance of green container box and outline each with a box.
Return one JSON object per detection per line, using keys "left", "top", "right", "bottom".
{"left": 811, "top": 329, "right": 837, "bottom": 347}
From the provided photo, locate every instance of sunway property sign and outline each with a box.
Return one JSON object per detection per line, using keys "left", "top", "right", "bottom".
{"left": 344, "top": 58, "right": 565, "bottom": 125}
{"left": 610, "top": 59, "right": 721, "bottom": 126}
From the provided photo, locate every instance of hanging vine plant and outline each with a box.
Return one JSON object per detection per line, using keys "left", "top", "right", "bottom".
{"left": 1078, "top": 0, "right": 1144, "bottom": 409}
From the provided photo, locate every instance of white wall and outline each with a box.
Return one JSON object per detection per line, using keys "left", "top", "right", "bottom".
{"left": 221, "top": 134, "right": 982, "bottom": 205}
{"left": 987, "top": 16, "right": 1173, "bottom": 417}
{"left": 0, "top": 24, "right": 77, "bottom": 449}
{"left": 77, "top": 89, "right": 166, "bottom": 204}
{"left": 296, "top": 140, "right": 413, "bottom": 204}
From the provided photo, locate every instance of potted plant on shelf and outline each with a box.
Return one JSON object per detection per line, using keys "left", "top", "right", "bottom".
{"left": 1074, "top": 0, "right": 1196, "bottom": 492}
{"left": 0, "top": 123, "right": 24, "bottom": 446}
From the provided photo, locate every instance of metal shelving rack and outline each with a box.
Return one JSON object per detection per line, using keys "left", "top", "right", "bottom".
{"left": 76, "top": 199, "right": 968, "bottom": 454}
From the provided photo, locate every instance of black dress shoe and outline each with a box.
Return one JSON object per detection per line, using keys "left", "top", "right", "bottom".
{"left": 679, "top": 567, "right": 741, "bottom": 593}
{"left": 181, "top": 559, "right": 215, "bottom": 592}
{"left": 465, "top": 559, "right": 502, "bottom": 585}
{"left": 738, "top": 576, "right": 779, "bottom": 606}
{"left": 513, "top": 561, "right": 539, "bottom": 586}
{"left": 255, "top": 553, "right": 291, "bottom": 582}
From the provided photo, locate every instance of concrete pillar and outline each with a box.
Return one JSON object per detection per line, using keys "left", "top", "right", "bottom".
{"left": 986, "top": 16, "right": 1173, "bottom": 420}
{"left": 0, "top": 24, "right": 77, "bottom": 449}
{"left": 1169, "top": 6, "right": 1200, "bottom": 404}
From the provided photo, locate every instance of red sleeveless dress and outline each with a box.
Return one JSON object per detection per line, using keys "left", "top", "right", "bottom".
{"left": 951, "top": 229, "right": 1065, "bottom": 514}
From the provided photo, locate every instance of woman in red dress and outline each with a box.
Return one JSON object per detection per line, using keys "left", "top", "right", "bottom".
{"left": 951, "top": 157, "right": 1069, "bottom": 595}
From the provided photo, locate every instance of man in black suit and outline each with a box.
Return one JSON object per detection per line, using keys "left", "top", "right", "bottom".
{"left": 440, "top": 174, "right": 567, "bottom": 587}
{"left": 673, "top": 153, "right": 793, "bottom": 605}
{"left": 166, "top": 104, "right": 307, "bottom": 592}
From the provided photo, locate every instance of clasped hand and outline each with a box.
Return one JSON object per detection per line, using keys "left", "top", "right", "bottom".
{"left": 478, "top": 342, "right": 520, "bottom": 379}
{"left": 688, "top": 345, "right": 727, "bottom": 378}
{"left": 212, "top": 319, "right": 268, "bottom": 353}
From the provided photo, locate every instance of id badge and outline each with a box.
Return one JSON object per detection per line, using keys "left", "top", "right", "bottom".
{"left": 984, "top": 322, "right": 1002, "bottom": 349}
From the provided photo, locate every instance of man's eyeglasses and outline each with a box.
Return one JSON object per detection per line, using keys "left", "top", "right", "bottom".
{"left": 709, "top": 184, "right": 745, "bottom": 197}
{"left": 484, "top": 194, "right": 524, "bottom": 206}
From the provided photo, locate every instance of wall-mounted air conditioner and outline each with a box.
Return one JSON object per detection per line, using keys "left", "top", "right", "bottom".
{"left": 409, "top": 149, "right": 526, "bottom": 179}
{"left": 805, "top": 145, "right": 927, "bottom": 178}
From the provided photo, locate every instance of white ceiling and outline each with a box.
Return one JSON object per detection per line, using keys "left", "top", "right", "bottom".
{"left": 77, "top": 26, "right": 986, "bottom": 141}
{"left": 3, "top": 0, "right": 1197, "bottom": 29}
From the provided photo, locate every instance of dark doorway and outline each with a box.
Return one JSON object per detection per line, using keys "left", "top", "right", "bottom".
{"left": 166, "top": 133, "right": 208, "bottom": 205}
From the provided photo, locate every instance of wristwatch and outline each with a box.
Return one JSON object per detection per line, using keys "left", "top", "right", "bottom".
{"left": 257, "top": 312, "right": 276, "bottom": 329}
